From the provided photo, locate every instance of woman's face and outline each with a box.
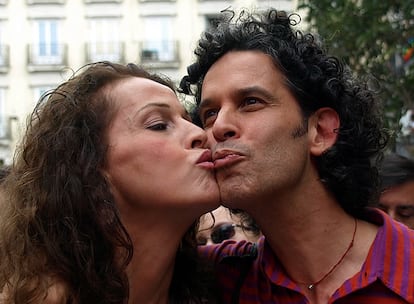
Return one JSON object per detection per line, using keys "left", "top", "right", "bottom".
{"left": 103, "top": 77, "right": 219, "bottom": 215}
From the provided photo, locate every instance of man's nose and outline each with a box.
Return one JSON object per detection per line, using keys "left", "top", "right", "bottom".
{"left": 386, "top": 208, "right": 396, "bottom": 220}
{"left": 211, "top": 108, "right": 239, "bottom": 142}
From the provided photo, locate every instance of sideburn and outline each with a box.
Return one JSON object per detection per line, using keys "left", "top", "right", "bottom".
{"left": 291, "top": 116, "right": 308, "bottom": 138}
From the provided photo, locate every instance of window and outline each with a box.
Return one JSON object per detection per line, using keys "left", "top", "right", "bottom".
{"left": 0, "top": 88, "right": 7, "bottom": 138}
{"left": 84, "top": 0, "right": 122, "bottom": 3}
{"left": 86, "top": 18, "right": 123, "bottom": 63}
{"left": 27, "top": 0, "right": 65, "bottom": 4}
{"left": 141, "top": 16, "right": 177, "bottom": 62}
{"left": 33, "top": 86, "right": 55, "bottom": 106}
{"left": 0, "top": 45, "right": 9, "bottom": 68}
{"left": 140, "top": 0, "right": 175, "bottom": 2}
{"left": 30, "top": 19, "right": 64, "bottom": 65}
{"left": 205, "top": 15, "right": 223, "bottom": 31}
{"left": 0, "top": 21, "right": 9, "bottom": 70}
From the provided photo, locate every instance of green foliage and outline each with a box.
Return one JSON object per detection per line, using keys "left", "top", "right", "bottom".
{"left": 297, "top": 0, "right": 414, "bottom": 145}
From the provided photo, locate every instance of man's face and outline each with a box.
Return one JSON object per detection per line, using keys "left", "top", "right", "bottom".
{"left": 379, "top": 181, "right": 414, "bottom": 229}
{"left": 199, "top": 51, "right": 313, "bottom": 210}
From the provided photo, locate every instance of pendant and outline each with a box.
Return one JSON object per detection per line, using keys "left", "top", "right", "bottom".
{"left": 308, "top": 284, "right": 314, "bottom": 290}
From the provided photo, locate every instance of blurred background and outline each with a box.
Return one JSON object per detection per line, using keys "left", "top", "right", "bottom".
{"left": 0, "top": 0, "right": 412, "bottom": 165}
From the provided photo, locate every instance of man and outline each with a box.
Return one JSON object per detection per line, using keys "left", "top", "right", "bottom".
{"left": 378, "top": 153, "right": 414, "bottom": 229}
{"left": 180, "top": 8, "right": 414, "bottom": 304}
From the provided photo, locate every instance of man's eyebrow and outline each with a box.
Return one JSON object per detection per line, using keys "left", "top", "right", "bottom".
{"left": 198, "top": 98, "right": 213, "bottom": 111}
{"left": 396, "top": 205, "right": 414, "bottom": 209}
{"left": 237, "top": 86, "right": 276, "bottom": 101}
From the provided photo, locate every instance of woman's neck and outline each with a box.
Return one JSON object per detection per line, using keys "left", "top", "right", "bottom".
{"left": 122, "top": 212, "right": 193, "bottom": 304}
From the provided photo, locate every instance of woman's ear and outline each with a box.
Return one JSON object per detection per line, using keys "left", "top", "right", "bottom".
{"left": 308, "top": 107, "right": 340, "bottom": 156}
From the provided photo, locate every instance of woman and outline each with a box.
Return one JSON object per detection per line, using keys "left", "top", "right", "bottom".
{"left": 0, "top": 62, "right": 220, "bottom": 303}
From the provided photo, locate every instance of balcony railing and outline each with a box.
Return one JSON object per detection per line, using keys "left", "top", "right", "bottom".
{"left": 0, "top": 45, "right": 9, "bottom": 73}
{"left": 85, "top": 42, "right": 125, "bottom": 63}
{"left": 140, "top": 0, "right": 176, "bottom": 2}
{"left": 26, "top": 0, "right": 65, "bottom": 4}
{"left": 27, "top": 43, "right": 67, "bottom": 72}
{"left": 139, "top": 40, "right": 180, "bottom": 68}
{"left": 84, "top": 0, "right": 122, "bottom": 3}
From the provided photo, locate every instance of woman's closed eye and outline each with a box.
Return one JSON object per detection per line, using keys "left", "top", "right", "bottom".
{"left": 147, "top": 121, "right": 168, "bottom": 131}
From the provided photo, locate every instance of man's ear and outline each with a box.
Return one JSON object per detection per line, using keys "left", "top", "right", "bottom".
{"left": 308, "top": 107, "right": 339, "bottom": 156}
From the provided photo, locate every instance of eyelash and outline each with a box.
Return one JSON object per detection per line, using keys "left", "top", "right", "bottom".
{"left": 203, "top": 109, "right": 218, "bottom": 120}
{"left": 397, "top": 208, "right": 414, "bottom": 218}
{"left": 147, "top": 122, "right": 168, "bottom": 131}
{"left": 201, "top": 110, "right": 217, "bottom": 127}
{"left": 242, "top": 97, "right": 261, "bottom": 106}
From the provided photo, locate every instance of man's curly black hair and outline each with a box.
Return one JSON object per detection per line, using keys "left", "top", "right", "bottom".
{"left": 179, "top": 8, "right": 389, "bottom": 217}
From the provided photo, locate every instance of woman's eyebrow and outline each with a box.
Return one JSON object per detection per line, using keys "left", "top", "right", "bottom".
{"left": 136, "top": 102, "right": 170, "bottom": 114}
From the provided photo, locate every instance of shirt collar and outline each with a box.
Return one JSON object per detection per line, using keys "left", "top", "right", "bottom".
{"left": 362, "top": 208, "right": 414, "bottom": 302}
{"left": 259, "top": 208, "right": 414, "bottom": 301}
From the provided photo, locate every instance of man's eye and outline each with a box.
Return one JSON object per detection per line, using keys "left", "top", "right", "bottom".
{"left": 201, "top": 109, "right": 218, "bottom": 125}
{"left": 241, "top": 97, "right": 265, "bottom": 109}
{"left": 203, "top": 109, "right": 218, "bottom": 119}
{"left": 147, "top": 123, "right": 168, "bottom": 131}
{"left": 196, "top": 236, "right": 207, "bottom": 246}
{"left": 397, "top": 206, "right": 414, "bottom": 218}
{"left": 244, "top": 98, "right": 259, "bottom": 105}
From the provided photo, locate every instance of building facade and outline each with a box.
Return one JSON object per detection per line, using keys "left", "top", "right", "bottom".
{"left": 0, "top": 0, "right": 297, "bottom": 164}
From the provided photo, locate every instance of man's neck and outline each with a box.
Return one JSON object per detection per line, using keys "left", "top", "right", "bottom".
{"left": 248, "top": 186, "right": 378, "bottom": 303}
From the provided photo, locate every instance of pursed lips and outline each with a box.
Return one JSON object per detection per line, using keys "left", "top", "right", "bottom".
{"left": 195, "top": 150, "right": 215, "bottom": 169}
{"left": 212, "top": 150, "right": 244, "bottom": 169}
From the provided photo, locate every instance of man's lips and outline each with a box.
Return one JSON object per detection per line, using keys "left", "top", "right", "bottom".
{"left": 213, "top": 150, "right": 244, "bottom": 169}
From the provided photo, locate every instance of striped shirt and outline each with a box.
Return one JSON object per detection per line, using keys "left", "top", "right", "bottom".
{"left": 199, "top": 209, "right": 414, "bottom": 303}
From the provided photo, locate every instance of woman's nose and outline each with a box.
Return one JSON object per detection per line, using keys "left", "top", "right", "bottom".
{"left": 187, "top": 123, "right": 208, "bottom": 149}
